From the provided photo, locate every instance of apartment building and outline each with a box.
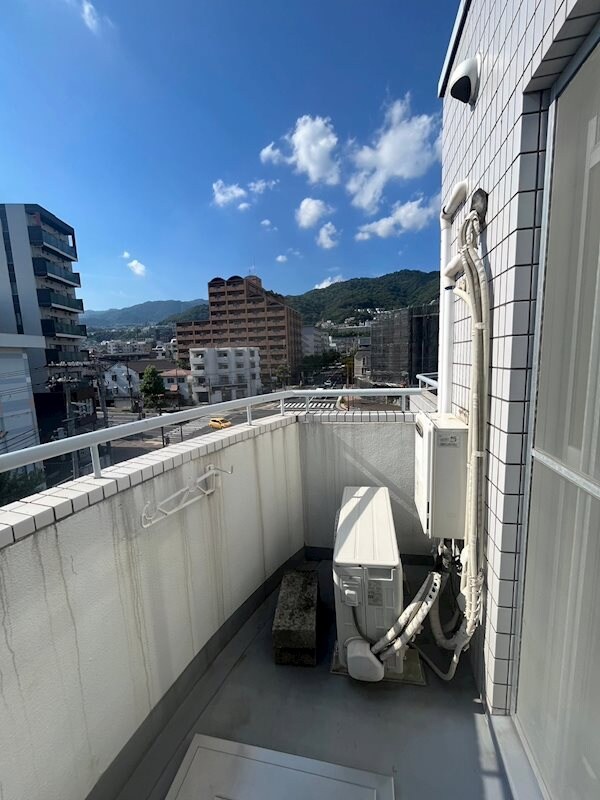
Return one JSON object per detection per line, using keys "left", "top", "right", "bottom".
{"left": 370, "top": 301, "right": 439, "bottom": 385}
{"left": 301, "top": 325, "right": 330, "bottom": 357}
{"left": 0, "top": 204, "right": 93, "bottom": 444}
{"left": 189, "top": 346, "right": 262, "bottom": 403}
{"left": 176, "top": 275, "right": 302, "bottom": 384}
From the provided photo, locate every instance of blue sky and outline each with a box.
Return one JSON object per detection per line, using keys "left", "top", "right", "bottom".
{"left": 1, "top": 1, "right": 456, "bottom": 310}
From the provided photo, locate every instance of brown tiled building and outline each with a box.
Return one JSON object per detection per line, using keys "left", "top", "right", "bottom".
{"left": 176, "top": 275, "right": 302, "bottom": 385}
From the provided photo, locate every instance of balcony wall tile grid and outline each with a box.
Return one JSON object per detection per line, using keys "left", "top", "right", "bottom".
{"left": 0, "top": 415, "right": 298, "bottom": 549}
{"left": 442, "top": 0, "right": 592, "bottom": 713}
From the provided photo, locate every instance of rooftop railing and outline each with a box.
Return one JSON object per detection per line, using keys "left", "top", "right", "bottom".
{"left": 0, "top": 387, "right": 425, "bottom": 480}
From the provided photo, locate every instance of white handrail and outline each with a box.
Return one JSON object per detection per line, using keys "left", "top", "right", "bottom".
{"left": 415, "top": 373, "right": 439, "bottom": 389}
{"left": 0, "top": 387, "right": 425, "bottom": 478}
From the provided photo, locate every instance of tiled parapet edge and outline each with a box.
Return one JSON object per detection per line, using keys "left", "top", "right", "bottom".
{"left": 0, "top": 414, "right": 298, "bottom": 550}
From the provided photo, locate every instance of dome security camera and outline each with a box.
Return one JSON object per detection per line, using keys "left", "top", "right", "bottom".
{"left": 449, "top": 54, "right": 481, "bottom": 105}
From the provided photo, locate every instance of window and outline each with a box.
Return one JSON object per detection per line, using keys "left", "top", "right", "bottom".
{"left": 167, "top": 377, "right": 174, "bottom": 384}
{"left": 517, "top": 44, "right": 600, "bottom": 800}
{"left": 111, "top": 374, "right": 117, "bottom": 381}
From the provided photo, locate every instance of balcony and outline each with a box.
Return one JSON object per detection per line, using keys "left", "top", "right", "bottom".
{"left": 32, "top": 258, "right": 81, "bottom": 287}
{"left": 0, "top": 391, "right": 511, "bottom": 800}
{"left": 37, "top": 288, "right": 84, "bottom": 312}
{"left": 41, "top": 318, "right": 87, "bottom": 338}
{"left": 28, "top": 226, "right": 77, "bottom": 260}
{"left": 45, "top": 348, "right": 88, "bottom": 364}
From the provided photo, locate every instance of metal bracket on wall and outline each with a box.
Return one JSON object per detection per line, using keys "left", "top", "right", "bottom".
{"left": 141, "top": 464, "right": 234, "bottom": 528}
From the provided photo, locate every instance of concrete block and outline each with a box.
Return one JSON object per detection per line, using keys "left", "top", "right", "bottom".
{"left": 272, "top": 569, "right": 318, "bottom": 666}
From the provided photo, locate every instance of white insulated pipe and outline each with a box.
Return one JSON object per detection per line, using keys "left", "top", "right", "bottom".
{"left": 438, "top": 180, "right": 468, "bottom": 414}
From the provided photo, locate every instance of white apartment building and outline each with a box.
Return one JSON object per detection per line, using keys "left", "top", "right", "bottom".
{"left": 189, "top": 346, "right": 261, "bottom": 403}
{"left": 103, "top": 363, "right": 140, "bottom": 399}
{"left": 0, "top": 349, "right": 41, "bottom": 454}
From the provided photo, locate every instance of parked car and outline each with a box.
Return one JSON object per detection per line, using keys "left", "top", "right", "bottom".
{"left": 209, "top": 416, "right": 232, "bottom": 430}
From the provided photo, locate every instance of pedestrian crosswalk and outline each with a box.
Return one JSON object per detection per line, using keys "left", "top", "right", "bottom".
{"left": 284, "top": 400, "right": 337, "bottom": 410}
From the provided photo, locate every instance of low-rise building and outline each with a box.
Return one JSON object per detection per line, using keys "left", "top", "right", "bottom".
{"left": 189, "top": 346, "right": 261, "bottom": 403}
{"left": 102, "top": 339, "right": 153, "bottom": 357}
{"left": 354, "top": 347, "right": 371, "bottom": 381}
{"left": 159, "top": 368, "right": 193, "bottom": 404}
{"left": 103, "top": 363, "right": 140, "bottom": 399}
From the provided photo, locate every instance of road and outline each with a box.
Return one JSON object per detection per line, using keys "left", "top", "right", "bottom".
{"left": 103, "top": 406, "right": 281, "bottom": 465}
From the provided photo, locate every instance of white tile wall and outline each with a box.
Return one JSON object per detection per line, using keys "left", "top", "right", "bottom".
{"left": 442, "top": 0, "right": 600, "bottom": 713}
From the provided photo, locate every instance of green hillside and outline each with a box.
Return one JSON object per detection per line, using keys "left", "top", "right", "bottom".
{"left": 284, "top": 270, "right": 439, "bottom": 324}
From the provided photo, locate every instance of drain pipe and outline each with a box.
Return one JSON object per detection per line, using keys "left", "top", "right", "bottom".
{"left": 438, "top": 180, "right": 468, "bottom": 413}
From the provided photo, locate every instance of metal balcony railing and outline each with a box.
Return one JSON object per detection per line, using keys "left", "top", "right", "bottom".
{"left": 28, "top": 227, "right": 77, "bottom": 260}
{"left": 0, "top": 388, "right": 425, "bottom": 481}
{"left": 41, "top": 319, "right": 87, "bottom": 338}
{"left": 37, "top": 289, "right": 84, "bottom": 312}
{"left": 32, "top": 258, "right": 81, "bottom": 286}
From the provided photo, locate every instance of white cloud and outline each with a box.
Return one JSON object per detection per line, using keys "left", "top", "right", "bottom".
{"left": 314, "top": 274, "right": 344, "bottom": 289}
{"left": 260, "top": 218, "right": 277, "bottom": 231}
{"left": 287, "top": 248, "right": 302, "bottom": 258}
{"left": 347, "top": 95, "right": 440, "bottom": 213}
{"left": 212, "top": 179, "right": 247, "bottom": 207}
{"left": 248, "top": 178, "right": 278, "bottom": 194}
{"left": 238, "top": 202, "right": 251, "bottom": 211}
{"left": 355, "top": 194, "right": 440, "bottom": 240}
{"left": 275, "top": 255, "right": 288, "bottom": 263}
{"left": 63, "top": 1, "right": 112, "bottom": 35}
{"left": 127, "top": 259, "right": 146, "bottom": 277}
{"left": 81, "top": 0, "right": 100, "bottom": 32}
{"left": 316, "top": 221, "right": 339, "bottom": 250}
{"left": 260, "top": 142, "right": 285, "bottom": 165}
{"left": 121, "top": 250, "right": 130, "bottom": 259}
{"left": 290, "top": 116, "right": 340, "bottom": 184}
{"left": 260, "top": 115, "right": 340, "bottom": 185}
{"left": 295, "top": 197, "right": 333, "bottom": 229}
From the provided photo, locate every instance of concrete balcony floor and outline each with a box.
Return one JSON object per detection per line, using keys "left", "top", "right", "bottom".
{"left": 117, "top": 563, "right": 511, "bottom": 800}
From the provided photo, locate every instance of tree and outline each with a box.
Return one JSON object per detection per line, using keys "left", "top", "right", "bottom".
{"left": 275, "top": 364, "right": 291, "bottom": 388}
{"left": 140, "top": 366, "right": 165, "bottom": 413}
{"left": 0, "top": 469, "right": 45, "bottom": 506}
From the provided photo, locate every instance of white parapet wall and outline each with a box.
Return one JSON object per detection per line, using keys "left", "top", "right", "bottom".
{"left": 299, "top": 412, "right": 429, "bottom": 555}
{"left": 0, "top": 416, "right": 303, "bottom": 800}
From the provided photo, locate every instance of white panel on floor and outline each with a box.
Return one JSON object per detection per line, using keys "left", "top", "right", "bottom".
{"left": 166, "top": 734, "right": 394, "bottom": 799}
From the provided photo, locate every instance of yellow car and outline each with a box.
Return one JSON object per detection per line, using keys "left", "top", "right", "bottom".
{"left": 209, "top": 416, "right": 232, "bottom": 430}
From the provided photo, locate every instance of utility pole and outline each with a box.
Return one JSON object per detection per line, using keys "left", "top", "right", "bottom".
{"left": 64, "top": 365, "right": 79, "bottom": 479}
{"left": 95, "top": 360, "right": 112, "bottom": 466}
{"left": 126, "top": 357, "right": 134, "bottom": 412}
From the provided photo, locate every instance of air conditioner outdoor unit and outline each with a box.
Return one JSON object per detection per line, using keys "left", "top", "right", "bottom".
{"left": 414, "top": 412, "right": 468, "bottom": 539}
{"left": 333, "top": 486, "right": 404, "bottom": 682}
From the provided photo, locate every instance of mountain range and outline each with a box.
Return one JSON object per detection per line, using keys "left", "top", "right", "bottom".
{"left": 82, "top": 298, "right": 207, "bottom": 328}
{"left": 83, "top": 270, "right": 439, "bottom": 329}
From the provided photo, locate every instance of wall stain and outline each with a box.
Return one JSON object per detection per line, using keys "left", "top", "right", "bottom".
{"left": 54, "top": 531, "right": 94, "bottom": 764}
{"left": 115, "top": 495, "right": 153, "bottom": 710}
{"left": 181, "top": 525, "right": 196, "bottom": 653}
{"left": 0, "top": 555, "right": 45, "bottom": 793}
{"left": 31, "top": 534, "right": 81, "bottom": 776}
